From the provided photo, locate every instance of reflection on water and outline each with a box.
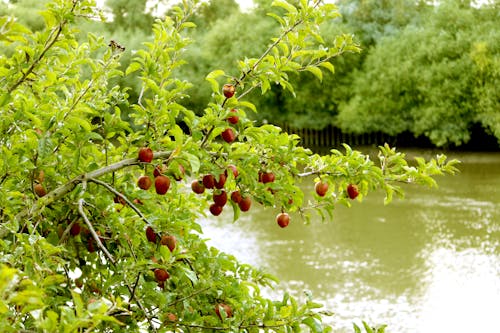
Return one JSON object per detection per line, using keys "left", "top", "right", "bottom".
{"left": 200, "top": 151, "right": 500, "bottom": 333}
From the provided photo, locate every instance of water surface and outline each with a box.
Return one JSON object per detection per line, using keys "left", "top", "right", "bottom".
{"left": 201, "top": 151, "right": 500, "bottom": 332}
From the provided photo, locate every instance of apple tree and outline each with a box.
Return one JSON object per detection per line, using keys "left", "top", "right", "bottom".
{"left": 0, "top": 0, "right": 458, "bottom": 332}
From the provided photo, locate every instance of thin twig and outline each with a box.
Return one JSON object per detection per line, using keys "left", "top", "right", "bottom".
{"left": 77, "top": 198, "right": 158, "bottom": 332}
{"left": 88, "top": 177, "right": 152, "bottom": 226}
{"left": 78, "top": 198, "right": 116, "bottom": 265}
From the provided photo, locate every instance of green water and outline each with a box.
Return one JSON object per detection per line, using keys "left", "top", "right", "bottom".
{"left": 201, "top": 151, "right": 500, "bottom": 332}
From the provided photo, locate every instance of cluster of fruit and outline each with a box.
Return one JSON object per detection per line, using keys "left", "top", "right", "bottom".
{"left": 145, "top": 225, "right": 176, "bottom": 288}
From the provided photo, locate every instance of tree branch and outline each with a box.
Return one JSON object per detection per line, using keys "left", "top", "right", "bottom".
{"left": 78, "top": 198, "right": 116, "bottom": 265}
{"left": 88, "top": 177, "right": 152, "bottom": 226}
{"left": 77, "top": 198, "right": 158, "bottom": 332}
{"left": 16, "top": 150, "right": 173, "bottom": 222}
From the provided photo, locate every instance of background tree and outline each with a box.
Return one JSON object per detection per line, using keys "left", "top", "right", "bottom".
{"left": 336, "top": 0, "right": 500, "bottom": 147}
{"left": 0, "top": 0, "right": 457, "bottom": 332}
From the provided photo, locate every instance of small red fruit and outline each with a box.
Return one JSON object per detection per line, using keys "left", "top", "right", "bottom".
{"left": 153, "top": 164, "right": 165, "bottom": 178}
{"left": 213, "top": 190, "right": 228, "bottom": 207}
{"left": 222, "top": 84, "right": 235, "bottom": 98}
{"left": 37, "top": 170, "right": 45, "bottom": 183}
{"left": 155, "top": 175, "right": 171, "bottom": 195}
{"left": 146, "top": 226, "right": 157, "bottom": 243}
{"left": 172, "top": 164, "right": 185, "bottom": 181}
{"left": 238, "top": 196, "right": 252, "bottom": 212}
{"left": 138, "top": 147, "right": 153, "bottom": 163}
{"left": 191, "top": 180, "right": 205, "bottom": 194}
{"left": 226, "top": 165, "right": 239, "bottom": 178}
{"left": 113, "top": 195, "right": 126, "bottom": 205}
{"left": 347, "top": 184, "right": 359, "bottom": 200}
{"left": 315, "top": 181, "right": 329, "bottom": 197}
{"left": 209, "top": 203, "right": 223, "bottom": 216}
{"left": 165, "top": 313, "right": 177, "bottom": 322}
{"left": 215, "top": 173, "right": 226, "bottom": 189}
{"left": 70, "top": 222, "right": 81, "bottom": 236}
{"left": 260, "top": 172, "right": 275, "bottom": 184}
{"left": 215, "top": 303, "right": 233, "bottom": 320}
{"left": 138, "top": 175, "right": 152, "bottom": 190}
{"left": 34, "top": 183, "right": 47, "bottom": 197}
{"left": 154, "top": 268, "right": 170, "bottom": 282}
{"left": 202, "top": 174, "right": 215, "bottom": 189}
{"left": 87, "top": 239, "right": 96, "bottom": 253}
{"left": 227, "top": 109, "right": 239, "bottom": 124}
{"left": 221, "top": 128, "right": 236, "bottom": 143}
{"left": 230, "top": 190, "right": 242, "bottom": 204}
{"left": 160, "top": 235, "right": 176, "bottom": 252}
{"left": 276, "top": 212, "right": 290, "bottom": 228}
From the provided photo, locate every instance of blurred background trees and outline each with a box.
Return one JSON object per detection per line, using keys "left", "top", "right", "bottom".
{"left": 2, "top": 0, "right": 498, "bottom": 148}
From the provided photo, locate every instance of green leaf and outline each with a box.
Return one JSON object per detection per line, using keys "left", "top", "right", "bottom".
{"left": 205, "top": 70, "right": 225, "bottom": 93}
{"left": 305, "top": 66, "right": 323, "bottom": 81}
{"left": 180, "top": 266, "right": 198, "bottom": 285}
{"left": 184, "top": 152, "right": 200, "bottom": 174}
{"left": 126, "top": 61, "right": 142, "bottom": 76}
{"left": 319, "top": 62, "right": 335, "bottom": 74}
{"left": 279, "top": 305, "right": 292, "bottom": 318}
{"left": 302, "top": 317, "right": 323, "bottom": 333}
{"left": 237, "top": 101, "right": 257, "bottom": 113}
{"left": 272, "top": 0, "right": 298, "bottom": 14}
{"left": 0, "top": 93, "right": 11, "bottom": 107}
{"left": 71, "top": 290, "right": 84, "bottom": 318}
{"left": 362, "top": 321, "right": 374, "bottom": 333}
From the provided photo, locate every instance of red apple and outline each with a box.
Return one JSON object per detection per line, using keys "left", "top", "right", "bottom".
{"left": 260, "top": 171, "right": 275, "bottom": 184}
{"left": 276, "top": 212, "right": 290, "bottom": 228}
{"left": 315, "top": 181, "right": 328, "bottom": 197}
{"left": 215, "top": 303, "right": 233, "bottom": 320}
{"left": 34, "top": 183, "right": 47, "bottom": 197}
{"left": 154, "top": 268, "right": 170, "bottom": 282}
{"left": 172, "top": 164, "right": 185, "bottom": 181}
{"left": 146, "top": 226, "right": 157, "bottom": 243}
{"left": 138, "top": 147, "right": 153, "bottom": 163}
{"left": 155, "top": 175, "right": 171, "bottom": 195}
{"left": 138, "top": 175, "right": 152, "bottom": 190}
{"left": 230, "top": 190, "right": 242, "bottom": 204}
{"left": 209, "top": 203, "right": 223, "bottom": 216}
{"left": 213, "top": 190, "right": 228, "bottom": 207}
{"left": 153, "top": 164, "right": 165, "bottom": 178}
{"left": 227, "top": 109, "right": 239, "bottom": 124}
{"left": 160, "top": 235, "right": 176, "bottom": 252}
{"left": 70, "top": 222, "right": 81, "bottom": 236}
{"left": 226, "top": 164, "right": 239, "bottom": 178}
{"left": 191, "top": 180, "right": 205, "bottom": 194}
{"left": 222, "top": 84, "right": 235, "bottom": 98}
{"left": 221, "top": 128, "right": 236, "bottom": 143}
{"left": 347, "top": 184, "right": 359, "bottom": 200}
{"left": 165, "top": 313, "right": 177, "bottom": 322}
{"left": 202, "top": 174, "right": 215, "bottom": 189}
{"left": 215, "top": 173, "right": 226, "bottom": 189}
{"left": 238, "top": 196, "right": 252, "bottom": 212}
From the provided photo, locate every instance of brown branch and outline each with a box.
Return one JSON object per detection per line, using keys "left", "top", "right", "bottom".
{"left": 88, "top": 177, "right": 152, "bottom": 226}
{"left": 167, "top": 286, "right": 210, "bottom": 308}
{"left": 77, "top": 198, "right": 158, "bottom": 332}
{"left": 78, "top": 198, "right": 116, "bottom": 265}
{"left": 8, "top": 23, "right": 64, "bottom": 93}
{"left": 16, "top": 150, "right": 173, "bottom": 222}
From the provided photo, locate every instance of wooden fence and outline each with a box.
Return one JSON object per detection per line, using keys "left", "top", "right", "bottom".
{"left": 279, "top": 124, "right": 396, "bottom": 150}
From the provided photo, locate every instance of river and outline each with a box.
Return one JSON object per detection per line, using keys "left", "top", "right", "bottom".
{"left": 200, "top": 150, "right": 500, "bottom": 333}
